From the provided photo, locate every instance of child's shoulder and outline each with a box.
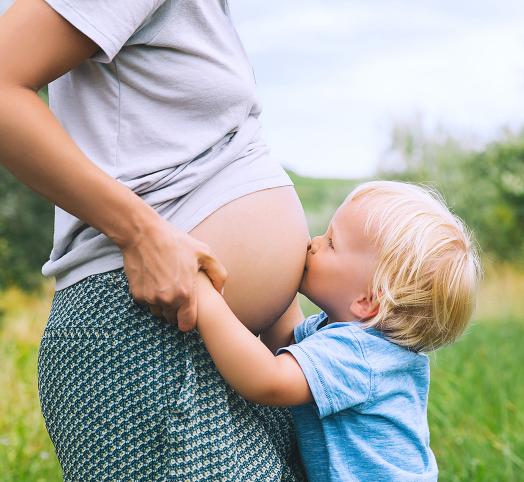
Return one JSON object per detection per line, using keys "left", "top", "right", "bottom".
{"left": 306, "top": 313, "right": 429, "bottom": 376}
{"left": 293, "top": 311, "right": 330, "bottom": 342}
{"left": 284, "top": 312, "right": 431, "bottom": 417}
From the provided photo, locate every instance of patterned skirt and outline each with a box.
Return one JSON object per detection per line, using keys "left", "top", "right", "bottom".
{"left": 37, "top": 267, "right": 306, "bottom": 481}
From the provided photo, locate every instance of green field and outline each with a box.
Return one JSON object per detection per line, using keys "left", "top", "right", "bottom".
{"left": 1, "top": 275, "right": 523, "bottom": 481}
{"left": 428, "top": 319, "right": 524, "bottom": 481}
{"left": 1, "top": 166, "right": 523, "bottom": 481}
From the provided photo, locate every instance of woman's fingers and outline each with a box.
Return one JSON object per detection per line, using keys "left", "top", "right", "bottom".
{"left": 148, "top": 289, "right": 195, "bottom": 329}
{"left": 164, "top": 243, "right": 225, "bottom": 329}
{"left": 121, "top": 219, "right": 225, "bottom": 331}
{"left": 149, "top": 304, "right": 164, "bottom": 319}
{"left": 174, "top": 284, "right": 198, "bottom": 332}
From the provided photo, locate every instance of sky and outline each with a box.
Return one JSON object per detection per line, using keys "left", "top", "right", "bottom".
{"left": 2, "top": 0, "right": 524, "bottom": 178}
{"left": 230, "top": 0, "right": 524, "bottom": 178}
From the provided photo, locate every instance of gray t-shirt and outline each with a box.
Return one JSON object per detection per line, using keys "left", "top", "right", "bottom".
{"left": 41, "top": 0, "right": 293, "bottom": 290}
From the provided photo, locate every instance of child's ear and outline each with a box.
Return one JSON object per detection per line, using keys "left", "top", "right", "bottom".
{"left": 350, "top": 292, "right": 379, "bottom": 320}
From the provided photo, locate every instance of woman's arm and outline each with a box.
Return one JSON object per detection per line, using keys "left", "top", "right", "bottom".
{"left": 196, "top": 271, "right": 313, "bottom": 406}
{"left": 0, "top": 0, "right": 227, "bottom": 330}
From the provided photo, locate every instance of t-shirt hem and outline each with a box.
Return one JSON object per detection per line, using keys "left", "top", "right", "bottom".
{"left": 173, "top": 173, "right": 294, "bottom": 233}
{"left": 53, "top": 255, "right": 125, "bottom": 292}
{"left": 52, "top": 172, "right": 294, "bottom": 291}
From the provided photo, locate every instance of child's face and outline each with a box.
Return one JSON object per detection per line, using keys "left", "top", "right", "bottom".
{"left": 299, "top": 197, "right": 378, "bottom": 322}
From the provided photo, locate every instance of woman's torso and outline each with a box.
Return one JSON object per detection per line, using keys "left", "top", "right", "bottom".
{"left": 189, "top": 185, "right": 309, "bottom": 333}
{"left": 41, "top": 0, "right": 311, "bottom": 331}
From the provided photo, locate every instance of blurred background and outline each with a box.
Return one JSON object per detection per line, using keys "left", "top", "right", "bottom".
{"left": 1, "top": 0, "right": 523, "bottom": 480}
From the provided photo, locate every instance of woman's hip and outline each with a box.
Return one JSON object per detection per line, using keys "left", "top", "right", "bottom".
{"left": 38, "top": 268, "right": 306, "bottom": 481}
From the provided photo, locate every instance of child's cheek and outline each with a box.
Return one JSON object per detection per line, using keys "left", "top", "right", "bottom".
{"left": 302, "top": 275, "right": 308, "bottom": 294}
{"left": 298, "top": 269, "right": 309, "bottom": 296}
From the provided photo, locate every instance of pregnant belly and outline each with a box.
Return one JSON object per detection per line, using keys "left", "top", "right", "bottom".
{"left": 189, "top": 186, "right": 310, "bottom": 333}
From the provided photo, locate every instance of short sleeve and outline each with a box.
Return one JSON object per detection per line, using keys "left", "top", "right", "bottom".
{"left": 292, "top": 313, "right": 319, "bottom": 343}
{"left": 44, "top": 0, "right": 168, "bottom": 63}
{"left": 278, "top": 325, "right": 373, "bottom": 418}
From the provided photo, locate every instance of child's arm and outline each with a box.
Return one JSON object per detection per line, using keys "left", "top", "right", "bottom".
{"left": 259, "top": 294, "right": 303, "bottom": 354}
{"left": 195, "top": 271, "right": 313, "bottom": 406}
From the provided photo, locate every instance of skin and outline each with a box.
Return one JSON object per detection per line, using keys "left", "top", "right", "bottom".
{"left": 195, "top": 197, "right": 380, "bottom": 406}
{"left": 0, "top": 0, "right": 310, "bottom": 334}
{"left": 189, "top": 187, "right": 310, "bottom": 334}
{"left": 299, "top": 197, "right": 380, "bottom": 323}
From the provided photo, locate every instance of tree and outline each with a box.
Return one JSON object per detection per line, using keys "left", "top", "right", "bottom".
{"left": 381, "top": 124, "right": 524, "bottom": 266}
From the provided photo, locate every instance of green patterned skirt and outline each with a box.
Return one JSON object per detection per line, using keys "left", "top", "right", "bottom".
{"left": 37, "top": 267, "right": 306, "bottom": 481}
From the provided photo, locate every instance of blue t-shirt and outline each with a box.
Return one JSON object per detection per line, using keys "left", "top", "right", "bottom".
{"left": 277, "top": 312, "right": 438, "bottom": 482}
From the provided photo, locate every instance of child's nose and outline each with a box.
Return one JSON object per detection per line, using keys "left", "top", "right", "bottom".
{"left": 308, "top": 237, "right": 320, "bottom": 254}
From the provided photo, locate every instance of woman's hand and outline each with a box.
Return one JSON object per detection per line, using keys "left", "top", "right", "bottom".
{"left": 120, "top": 216, "right": 228, "bottom": 332}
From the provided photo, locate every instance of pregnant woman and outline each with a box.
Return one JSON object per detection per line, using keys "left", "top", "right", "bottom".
{"left": 0, "top": 0, "right": 309, "bottom": 480}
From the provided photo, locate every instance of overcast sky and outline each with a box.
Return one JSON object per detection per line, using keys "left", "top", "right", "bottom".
{"left": 2, "top": 0, "right": 524, "bottom": 178}
{"left": 230, "top": 0, "right": 524, "bottom": 178}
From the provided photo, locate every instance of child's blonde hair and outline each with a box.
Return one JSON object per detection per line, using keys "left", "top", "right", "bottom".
{"left": 348, "top": 180, "right": 482, "bottom": 352}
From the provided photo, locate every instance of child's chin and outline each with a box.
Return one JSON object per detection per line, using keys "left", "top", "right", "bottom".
{"left": 298, "top": 271, "right": 308, "bottom": 296}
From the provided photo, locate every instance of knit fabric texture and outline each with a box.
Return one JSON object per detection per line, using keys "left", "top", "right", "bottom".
{"left": 38, "top": 267, "right": 306, "bottom": 481}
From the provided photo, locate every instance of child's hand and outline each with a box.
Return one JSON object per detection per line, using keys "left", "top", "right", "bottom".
{"left": 196, "top": 269, "right": 215, "bottom": 290}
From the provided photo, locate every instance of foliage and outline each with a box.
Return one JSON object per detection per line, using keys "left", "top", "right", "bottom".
{"left": 287, "top": 169, "right": 360, "bottom": 235}
{"left": 428, "top": 319, "right": 524, "bottom": 481}
{"left": 381, "top": 124, "right": 524, "bottom": 267}
{"left": 0, "top": 169, "right": 54, "bottom": 294}
{"left": 1, "top": 284, "right": 523, "bottom": 481}
{"left": 0, "top": 283, "right": 60, "bottom": 481}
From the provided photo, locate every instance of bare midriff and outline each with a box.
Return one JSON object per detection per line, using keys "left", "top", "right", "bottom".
{"left": 189, "top": 185, "right": 310, "bottom": 334}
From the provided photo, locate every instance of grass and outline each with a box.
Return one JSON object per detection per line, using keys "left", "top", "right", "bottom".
{"left": 428, "top": 319, "right": 524, "bottom": 481}
{"left": 0, "top": 282, "right": 60, "bottom": 481}
{"left": 1, "top": 274, "right": 523, "bottom": 481}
